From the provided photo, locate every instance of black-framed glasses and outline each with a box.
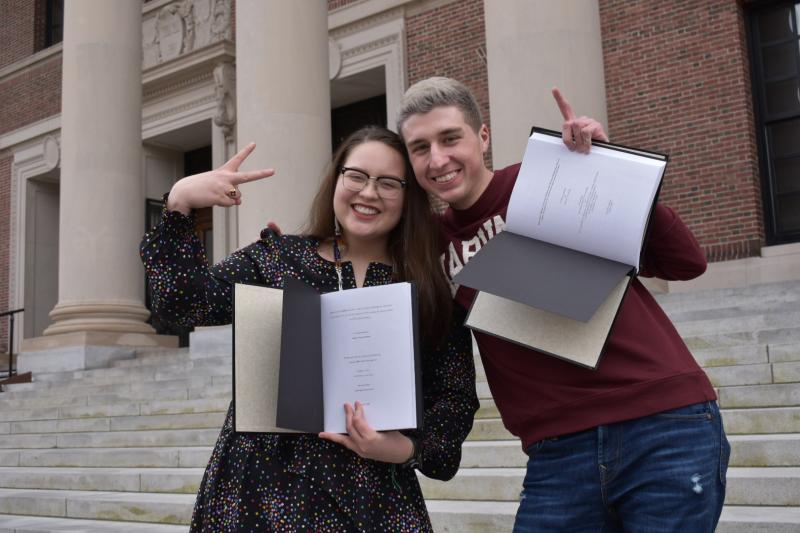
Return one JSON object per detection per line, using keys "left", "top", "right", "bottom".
{"left": 339, "top": 167, "right": 407, "bottom": 199}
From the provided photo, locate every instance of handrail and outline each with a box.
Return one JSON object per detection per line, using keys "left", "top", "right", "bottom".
{"left": 2, "top": 308, "right": 24, "bottom": 378}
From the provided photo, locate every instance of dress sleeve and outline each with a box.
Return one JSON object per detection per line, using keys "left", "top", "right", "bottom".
{"left": 139, "top": 204, "right": 283, "bottom": 327}
{"left": 639, "top": 203, "right": 707, "bottom": 281}
{"left": 411, "top": 305, "right": 479, "bottom": 481}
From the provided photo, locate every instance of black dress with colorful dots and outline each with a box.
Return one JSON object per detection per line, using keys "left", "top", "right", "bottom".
{"left": 140, "top": 207, "right": 479, "bottom": 533}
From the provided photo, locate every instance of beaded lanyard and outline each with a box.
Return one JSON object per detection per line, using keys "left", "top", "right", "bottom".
{"left": 332, "top": 229, "right": 346, "bottom": 291}
{"left": 331, "top": 222, "right": 398, "bottom": 290}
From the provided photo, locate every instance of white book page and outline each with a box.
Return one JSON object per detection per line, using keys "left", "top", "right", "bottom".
{"left": 320, "top": 283, "right": 416, "bottom": 433}
{"left": 506, "top": 132, "right": 665, "bottom": 267}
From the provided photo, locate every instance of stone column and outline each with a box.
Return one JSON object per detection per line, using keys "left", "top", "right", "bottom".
{"left": 235, "top": 0, "right": 331, "bottom": 241}
{"left": 40, "top": 1, "right": 166, "bottom": 348}
{"left": 484, "top": 0, "right": 608, "bottom": 168}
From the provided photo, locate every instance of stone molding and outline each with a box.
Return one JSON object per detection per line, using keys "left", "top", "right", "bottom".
{"left": 212, "top": 61, "right": 236, "bottom": 138}
{"left": 331, "top": 13, "right": 406, "bottom": 131}
{"left": 9, "top": 134, "right": 62, "bottom": 353}
{"left": 143, "top": 0, "right": 233, "bottom": 70}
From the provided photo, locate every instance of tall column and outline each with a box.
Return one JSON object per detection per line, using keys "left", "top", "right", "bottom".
{"left": 235, "top": 0, "right": 331, "bottom": 242}
{"left": 43, "top": 1, "right": 156, "bottom": 340}
{"left": 484, "top": 0, "right": 608, "bottom": 168}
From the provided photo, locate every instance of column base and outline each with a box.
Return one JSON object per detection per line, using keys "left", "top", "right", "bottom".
{"left": 44, "top": 301, "right": 157, "bottom": 336}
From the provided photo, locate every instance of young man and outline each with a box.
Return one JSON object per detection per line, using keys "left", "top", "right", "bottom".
{"left": 398, "top": 77, "right": 729, "bottom": 532}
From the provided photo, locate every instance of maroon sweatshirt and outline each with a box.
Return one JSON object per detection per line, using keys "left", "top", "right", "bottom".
{"left": 440, "top": 163, "right": 717, "bottom": 451}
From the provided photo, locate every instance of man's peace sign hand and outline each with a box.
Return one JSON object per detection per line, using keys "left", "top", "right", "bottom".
{"left": 552, "top": 87, "right": 608, "bottom": 154}
{"left": 166, "top": 143, "right": 275, "bottom": 215}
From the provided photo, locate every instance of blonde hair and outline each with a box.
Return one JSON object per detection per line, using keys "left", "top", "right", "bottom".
{"left": 397, "top": 77, "right": 483, "bottom": 134}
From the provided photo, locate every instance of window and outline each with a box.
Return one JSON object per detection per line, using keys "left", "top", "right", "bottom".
{"left": 748, "top": 1, "right": 800, "bottom": 244}
{"left": 35, "top": 0, "right": 63, "bottom": 51}
{"left": 44, "top": 0, "right": 64, "bottom": 47}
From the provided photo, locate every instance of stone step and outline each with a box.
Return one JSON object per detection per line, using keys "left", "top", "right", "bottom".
{"left": 691, "top": 344, "right": 769, "bottom": 368}
{"left": 0, "top": 447, "right": 213, "bottom": 469}
{"left": 0, "top": 488, "right": 194, "bottom": 524}
{"left": 111, "top": 352, "right": 193, "bottom": 369}
{"left": 471, "top": 404, "right": 800, "bottom": 438}
{"left": 0, "top": 398, "right": 228, "bottom": 426}
{"left": 655, "top": 280, "right": 800, "bottom": 315}
{"left": 705, "top": 363, "right": 773, "bottom": 387}
{"left": 420, "top": 468, "right": 523, "bottom": 501}
{"left": 729, "top": 434, "right": 800, "bottom": 467}
{"left": 12, "top": 363, "right": 232, "bottom": 392}
{"left": 467, "top": 418, "right": 514, "bottom": 441}
{"left": 427, "top": 500, "right": 800, "bottom": 533}
{"left": 684, "top": 327, "right": 800, "bottom": 352}
{"left": 718, "top": 383, "right": 800, "bottom": 408}
{"left": 775, "top": 362, "right": 800, "bottom": 383}
{"left": 0, "top": 514, "right": 189, "bottom": 532}
{"left": 460, "top": 441, "right": 525, "bottom": 468}
{"left": 2, "top": 376, "right": 224, "bottom": 401}
{"left": 8, "top": 411, "right": 226, "bottom": 435}
{"left": 726, "top": 467, "right": 800, "bottom": 506}
{"left": 0, "top": 428, "right": 220, "bottom": 449}
{"left": 420, "top": 467, "right": 800, "bottom": 505}
{"left": 668, "top": 299, "right": 800, "bottom": 325}
{"left": 704, "top": 360, "right": 800, "bottom": 386}
{"left": 427, "top": 500, "right": 517, "bottom": 532}
{"left": 0, "top": 467, "right": 203, "bottom": 494}
{"left": 771, "top": 343, "right": 800, "bottom": 363}
{"left": 718, "top": 506, "right": 800, "bottom": 533}
{"left": 724, "top": 406, "right": 800, "bottom": 434}
{"left": 459, "top": 434, "right": 800, "bottom": 469}
{"left": 675, "top": 311, "right": 800, "bottom": 338}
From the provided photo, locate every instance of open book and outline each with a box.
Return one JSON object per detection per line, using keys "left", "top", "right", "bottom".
{"left": 453, "top": 128, "right": 667, "bottom": 368}
{"left": 232, "top": 278, "right": 421, "bottom": 433}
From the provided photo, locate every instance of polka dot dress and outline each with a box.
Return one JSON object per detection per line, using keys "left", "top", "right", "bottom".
{"left": 140, "top": 205, "right": 479, "bottom": 532}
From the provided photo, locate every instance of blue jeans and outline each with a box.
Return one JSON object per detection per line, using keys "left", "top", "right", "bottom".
{"left": 513, "top": 401, "right": 730, "bottom": 533}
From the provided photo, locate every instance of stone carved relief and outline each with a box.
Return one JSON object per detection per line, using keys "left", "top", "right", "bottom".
{"left": 213, "top": 62, "right": 236, "bottom": 138}
{"left": 143, "top": 0, "right": 232, "bottom": 69}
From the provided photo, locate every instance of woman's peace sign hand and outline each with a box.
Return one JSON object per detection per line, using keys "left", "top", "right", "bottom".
{"left": 166, "top": 143, "right": 275, "bottom": 215}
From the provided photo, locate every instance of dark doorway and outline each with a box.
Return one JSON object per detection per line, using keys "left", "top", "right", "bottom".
{"left": 144, "top": 145, "right": 213, "bottom": 346}
{"left": 331, "top": 94, "right": 387, "bottom": 152}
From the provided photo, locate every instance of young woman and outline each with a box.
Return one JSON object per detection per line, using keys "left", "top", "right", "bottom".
{"left": 140, "top": 126, "right": 479, "bottom": 532}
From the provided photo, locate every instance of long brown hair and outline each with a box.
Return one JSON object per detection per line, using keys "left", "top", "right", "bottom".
{"left": 305, "top": 126, "right": 452, "bottom": 350}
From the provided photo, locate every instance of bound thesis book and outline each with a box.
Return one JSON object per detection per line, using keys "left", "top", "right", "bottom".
{"left": 453, "top": 127, "right": 667, "bottom": 369}
{"left": 232, "top": 278, "right": 422, "bottom": 433}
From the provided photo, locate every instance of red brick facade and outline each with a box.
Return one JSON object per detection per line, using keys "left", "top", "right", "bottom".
{"left": 406, "top": 0, "right": 492, "bottom": 166}
{"left": 0, "top": 0, "right": 38, "bottom": 69}
{"left": 599, "top": 0, "right": 763, "bottom": 261}
{"left": 0, "top": 56, "right": 62, "bottom": 136}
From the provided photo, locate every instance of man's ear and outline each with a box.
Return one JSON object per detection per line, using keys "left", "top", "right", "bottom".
{"left": 479, "top": 124, "right": 490, "bottom": 154}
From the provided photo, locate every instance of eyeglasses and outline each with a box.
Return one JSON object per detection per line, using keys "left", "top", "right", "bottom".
{"left": 339, "top": 167, "right": 407, "bottom": 199}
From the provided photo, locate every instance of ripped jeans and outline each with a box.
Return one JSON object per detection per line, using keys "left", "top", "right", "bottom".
{"left": 513, "top": 401, "right": 730, "bottom": 533}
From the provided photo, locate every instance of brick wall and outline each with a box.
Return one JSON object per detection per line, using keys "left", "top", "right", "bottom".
{"left": 0, "top": 155, "right": 11, "bottom": 353}
{"left": 0, "top": 0, "right": 38, "bottom": 69}
{"left": 406, "top": 0, "right": 492, "bottom": 167}
{"left": 0, "top": 56, "right": 62, "bottom": 136}
{"left": 600, "top": 0, "right": 763, "bottom": 261}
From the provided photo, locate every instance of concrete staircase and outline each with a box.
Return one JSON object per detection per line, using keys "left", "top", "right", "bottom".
{"left": 0, "top": 281, "right": 798, "bottom": 531}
